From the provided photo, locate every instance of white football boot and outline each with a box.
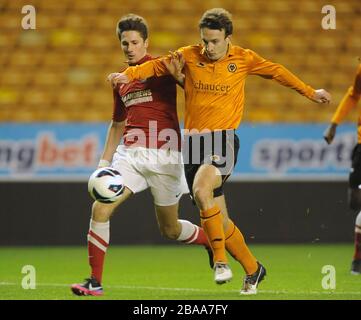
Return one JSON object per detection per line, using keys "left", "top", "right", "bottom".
{"left": 214, "top": 262, "right": 233, "bottom": 284}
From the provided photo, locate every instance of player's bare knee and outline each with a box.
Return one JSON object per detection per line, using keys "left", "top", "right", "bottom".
{"left": 159, "top": 225, "right": 179, "bottom": 240}
{"left": 92, "top": 201, "right": 114, "bottom": 222}
{"left": 193, "top": 186, "right": 212, "bottom": 208}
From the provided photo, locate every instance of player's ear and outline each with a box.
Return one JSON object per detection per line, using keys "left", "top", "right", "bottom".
{"left": 144, "top": 38, "right": 149, "bottom": 49}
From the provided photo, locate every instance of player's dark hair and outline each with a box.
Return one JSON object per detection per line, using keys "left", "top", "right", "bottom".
{"left": 199, "top": 8, "right": 233, "bottom": 37}
{"left": 116, "top": 14, "right": 148, "bottom": 41}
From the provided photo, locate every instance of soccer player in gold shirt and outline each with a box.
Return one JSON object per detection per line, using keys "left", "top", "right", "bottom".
{"left": 109, "top": 8, "right": 331, "bottom": 294}
{"left": 324, "top": 63, "right": 361, "bottom": 275}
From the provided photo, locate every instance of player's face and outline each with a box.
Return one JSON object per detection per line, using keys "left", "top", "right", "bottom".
{"left": 120, "top": 31, "right": 148, "bottom": 64}
{"left": 200, "top": 28, "right": 230, "bottom": 61}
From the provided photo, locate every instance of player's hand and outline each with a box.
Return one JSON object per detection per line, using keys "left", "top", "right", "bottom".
{"left": 311, "top": 89, "right": 331, "bottom": 104}
{"left": 323, "top": 123, "right": 337, "bottom": 144}
{"left": 162, "top": 51, "right": 185, "bottom": 85}
{"left": 107, "top": 72, "right": 129, "bottom": 88}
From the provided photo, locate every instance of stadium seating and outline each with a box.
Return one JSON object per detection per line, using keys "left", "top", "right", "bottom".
{"left": 0, "top": 0, "right": 359, "bottom": 122}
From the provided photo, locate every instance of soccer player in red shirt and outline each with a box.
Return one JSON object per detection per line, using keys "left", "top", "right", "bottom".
{"left": 71, "top": 14, "right": 210, "bottom": 296}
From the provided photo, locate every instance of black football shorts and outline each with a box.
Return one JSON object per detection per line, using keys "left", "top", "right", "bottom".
{"left": 182, "top": 129, "right": 239, "bottom": 199}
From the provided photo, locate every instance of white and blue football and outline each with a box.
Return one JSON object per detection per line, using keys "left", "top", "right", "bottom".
{"left": 88, "top": 167, "right": 125, "bottom": 203}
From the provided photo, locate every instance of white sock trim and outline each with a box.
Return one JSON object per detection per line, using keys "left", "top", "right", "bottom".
{"left": 185, "top": 226, "right": 199, "bottom": 244}
{"left": 88, "top": 234, "right": 108, "bottom": 252}
{"left": 177, "top": 219, "right": 197, "bottom": 241}
{"left": 89, "top": 219, "right": 110, "bottom": 244}
{"left": 90, "top": 219, "right": 110, "bottom": 228}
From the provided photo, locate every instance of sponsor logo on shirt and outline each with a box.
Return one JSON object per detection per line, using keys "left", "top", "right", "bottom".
{"left": 193, "top": 80, "right": 231, "bottom": 94}
{"left": 122, "top": 89, "right": 153, "bottom": 107}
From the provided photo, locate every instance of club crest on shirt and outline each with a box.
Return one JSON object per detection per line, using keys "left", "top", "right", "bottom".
{"left": 227, "top": 63, "right": 237, "bottom": 73}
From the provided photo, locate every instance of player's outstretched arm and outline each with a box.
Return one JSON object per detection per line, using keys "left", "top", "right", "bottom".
{"left": 248, "top": 50, "right": 332, "bottom": 103}
{"left": 324, "top": 64, "right": 361, "bottom": 145}
{"left": 323, "top": 123, "right": 337, "bottom": 145}
{"left": 107, "top": 56, "right": 173, "bottom": 88}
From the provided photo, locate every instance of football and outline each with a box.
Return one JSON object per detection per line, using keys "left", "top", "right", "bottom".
{"left": 88, "top": 167, "right": 125, "bottom": 203}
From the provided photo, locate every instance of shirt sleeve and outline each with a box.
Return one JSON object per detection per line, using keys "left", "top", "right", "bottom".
{"left": 124, "top": 57, "right": 170, "bottom": 81}
{"left": 112, "top": 89, "right": 126, "bottom": 122}
{"left": 124, "top": 48, "right": 187, "bottom": 81}
{"left": 331, "top": 66, "right": 361, "bottom": 124}
{"left": 246, "top": 49, "right": 315, "bottom": 99}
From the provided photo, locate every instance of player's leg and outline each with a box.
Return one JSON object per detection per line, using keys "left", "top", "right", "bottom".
{"left": 214, "top": 195, "right": 266, "bottom": 294}
{"left": 88, "top": 188, "right": 133, "bottom": 280}
{"left": 182, "top": 130, "right": 241, "bottom": 283}
{"left": 147, "top": 147, "right": 213, "bottom": 267}
{"left": 72, "top": 146, "right": 148, "bottom": 296}
{"left": 192, "top": 164, "right": 232, "bottom": 283}
{"left": 214, "top": 195, "right": 258, "bottom": 274}
{"left": 71, "top": 188, "right": 133, "bottom": 296}
{"left": 193, "top": 164, "right": 221, "bottom": 210}
{"left": 154, "top": 203, "right": 181, "bottom": 239}
{"left": 155, "top": 202, "right": 206, "bottom": 243}
{"left": 191, "top": 129, "right": 239, "bottom": 263}
{"left": 348, "top": 144, "right": 361, "bottom": 274}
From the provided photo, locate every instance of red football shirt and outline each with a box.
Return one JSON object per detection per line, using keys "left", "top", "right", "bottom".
{"left": 112, "top": 55, "right": 181, "bottom": 151}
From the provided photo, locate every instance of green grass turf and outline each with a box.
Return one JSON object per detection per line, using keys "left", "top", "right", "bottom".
{"left": 0, "top": 244, "right": 360, "bottom": 300}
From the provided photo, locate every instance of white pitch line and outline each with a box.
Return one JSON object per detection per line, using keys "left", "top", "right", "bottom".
{"left": 1, "top": 282, "right": 361, "bottom": 295}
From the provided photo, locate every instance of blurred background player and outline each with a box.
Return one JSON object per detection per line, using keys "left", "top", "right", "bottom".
{"left": 71, "top": 14, "right": 211, "bottom": 296}
{"left": 324, "top": 62, "right": 361, "bottom": 275}
{"left": 109, "top": 8, "right": 331, "bottom": 294}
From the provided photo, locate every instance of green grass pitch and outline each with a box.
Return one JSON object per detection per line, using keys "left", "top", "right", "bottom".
{"left": 0, "top": 244, "right": 360, "bottom": 300}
